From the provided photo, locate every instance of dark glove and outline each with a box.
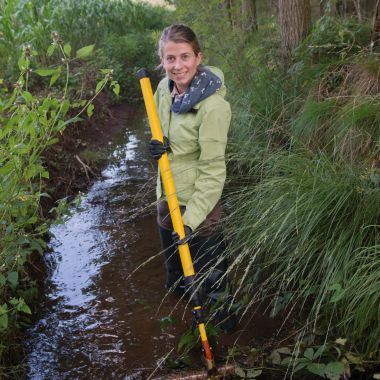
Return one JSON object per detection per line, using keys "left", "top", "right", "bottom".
{"left": 172, "top": 225, "right": 192, "bottom": 246}
{"left": 148, "top": 136, "right": 170, "bottom": 160}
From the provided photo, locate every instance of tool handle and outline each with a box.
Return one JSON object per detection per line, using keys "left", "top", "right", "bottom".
{"left": 137, "top": 70, "right": 194, "bottom": 276}
{"left": 137, "top": 70, "right": 217, "bottom": 374}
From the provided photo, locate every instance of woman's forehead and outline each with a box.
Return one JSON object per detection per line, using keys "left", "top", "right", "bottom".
{"left": 162, "top": 41, "right": 194, "bottom": 56}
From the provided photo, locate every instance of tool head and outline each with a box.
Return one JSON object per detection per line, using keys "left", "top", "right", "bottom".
{"left": 136, "top": 68, "right": 151, "bottom": 80}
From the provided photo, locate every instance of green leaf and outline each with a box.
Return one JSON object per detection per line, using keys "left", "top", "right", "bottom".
{"left": 96, "top": 79, "right": 106, "bottom": 93}
{"left": 18, "top": 55, "right": 27, "bottom": 71}
{"left": 325, "top": 362, "right": 345, "bottom": 380}
{"left": 0, "top": 311, "right": 8, "bottom": 330}
{"left": 7, "top": 271, "right": 18, "bottom": 288}
{"left": 268, "top": 349, "right": 281, "bottom": 365}
{"left": 63, "top": 43, "right": 71, "bottom": 57}
{"left": 277, "top": 347, "right": 292, "bottom": 355}
{"left": 75, "top": 44, "right": 95, "bottom": 59}
{"left": 9, "top": 298, "right": 18, "bottom": 306}
{"left": 307, "top": 363, "right": 326, "bottom": 378}
{"left": 329, "top": 283, "right": 345, "bottom": 303}
{"left": 87, "top": 103, "right": 94, "bottom": 118}
{"left": 234, "top": 366, "right": 246, "bottom": 378}
{"left": 313, "top": 345, "right": 326, "bottom": 360}
{"left": 345, "top": 352, "right": 362, "bottom": 365}
{"left": 281, "top": 356, "right": 292, "bottom": 365}
{"left": 177, "top": 330, "right": 197, "bottom": 352}
{"left": 0, "top": 275, "right": 6, "bottom": 286}
{"left": 17, "top": 298, "right": 32, "bottom": 314}
{"left": 47, "top": 44, "right": 56, "bottom": 57}
{"left": 294, "top": 358, "right": 309, "bottom": 372}
{"left": 246, "top": 368, "right": 262, "bottom": 378}
{"left": 61, "top": 99, "right": 70, "bottom": 116}
{"left": 5, "top": 224, "right": 13, "bottom": 235}
{"left": 58, "top": 116, "right": 82, "bottom": 131}
{"left": 304, "top": 347, "right": 314, "bottom": 361}
{"left": 50, "top": 67, "right": 62, "bottom": 86}
{"left": 113, "top": 83, "right": 120, "bottom": 96}
{"left": 0, "top": 304, "right": 8, "bottom": 315}
{"left": 34, "top": 68, "right": 56, "bottom": 77}
{"left": 22, "top": 91, "right": 33, "bottom": 103}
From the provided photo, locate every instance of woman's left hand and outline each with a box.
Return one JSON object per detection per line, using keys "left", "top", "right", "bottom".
{"left": 148, "top": 136, "right": 170, "bottom": 160}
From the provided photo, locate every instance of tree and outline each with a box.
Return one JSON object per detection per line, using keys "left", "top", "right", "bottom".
{"left": 278, "top": 0, "right": 311, "bottom": 64}
{"left": 370, "top": 0, "right": 380, "bottom": 48}
{"left": 226, "top": 0, "right": 258, "bottom": 34}
{"left": 241, "top": 0, "right": 258, "bottom": 33}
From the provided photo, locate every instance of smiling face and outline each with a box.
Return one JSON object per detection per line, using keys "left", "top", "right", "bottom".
{"left": 160, "top": 41, "right": 202, "bottom": 94}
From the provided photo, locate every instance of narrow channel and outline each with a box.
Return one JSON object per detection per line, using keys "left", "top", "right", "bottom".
{"left": 24, "top": 109, "right": 190, "bottom": 379}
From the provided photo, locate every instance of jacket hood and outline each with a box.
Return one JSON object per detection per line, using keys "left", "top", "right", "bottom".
{"left": 163, "top": 66, "right": 227, "bottom": 113}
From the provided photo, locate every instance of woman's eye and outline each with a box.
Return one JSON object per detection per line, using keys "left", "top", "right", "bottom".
{"left": 166, "top": 57, "right": 175, "bottom": 62}
{"left": 182, "top": 54, "right": 190, "bottom": 60}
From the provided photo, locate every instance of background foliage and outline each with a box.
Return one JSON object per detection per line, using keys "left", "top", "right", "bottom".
{"left": 0, "top": 0, "right": 168, "bottom": 376}
{"left": 173, "top": 0, "right": 380, "bottom": 376}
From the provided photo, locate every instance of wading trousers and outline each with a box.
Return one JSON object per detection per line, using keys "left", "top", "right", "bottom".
{"left": 158, "top": 225, "right": 228, "bottom": 303}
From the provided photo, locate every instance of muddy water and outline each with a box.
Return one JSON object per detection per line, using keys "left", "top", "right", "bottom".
{"left": 25, "top": 110, "right": 193, "bottom": 379}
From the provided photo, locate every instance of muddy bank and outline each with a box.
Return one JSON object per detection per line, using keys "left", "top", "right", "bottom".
{"left": 42, "top": 99, "right": 134, "bottom": 208}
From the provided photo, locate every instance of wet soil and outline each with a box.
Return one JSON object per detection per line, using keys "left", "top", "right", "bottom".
{"left": 23, "top": 104, "right": 286, "bottom": 379}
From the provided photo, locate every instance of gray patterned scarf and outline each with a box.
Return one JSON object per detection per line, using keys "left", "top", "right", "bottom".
{"left": 169, "top": 67, "right": 222, "bottom": 114}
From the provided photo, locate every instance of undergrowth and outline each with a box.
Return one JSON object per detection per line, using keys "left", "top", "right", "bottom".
{"left": 220, "top": 13, "right": 380, "bottom": 377}
{"left": 170, "top": 7, "right": 380, "bottom": 378}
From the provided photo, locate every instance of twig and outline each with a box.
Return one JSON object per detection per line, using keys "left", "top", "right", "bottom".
{"left": 74, "top": 154, "right": 97, "bottom": 180}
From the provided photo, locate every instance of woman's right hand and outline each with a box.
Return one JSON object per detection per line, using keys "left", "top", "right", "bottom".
{"left": 172, "top": 225, "right": 192, "bottom": 246}
{"left": 148, "top": 136, "right": 170, "bottom": 160}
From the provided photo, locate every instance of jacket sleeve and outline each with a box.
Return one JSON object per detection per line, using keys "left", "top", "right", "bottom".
{"left": 182, "top": 100, "right": 231, "bottom": 231}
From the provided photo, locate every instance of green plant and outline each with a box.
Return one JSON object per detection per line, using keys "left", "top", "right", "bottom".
{"left": 0, "top": 31, "right": 116, "bottom": 374}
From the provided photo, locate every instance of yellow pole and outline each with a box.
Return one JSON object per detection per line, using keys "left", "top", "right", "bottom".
{"left": 137, "top": 69, "right": 217, "bottom": 376}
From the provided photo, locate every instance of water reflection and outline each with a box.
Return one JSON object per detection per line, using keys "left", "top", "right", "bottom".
{"left": 25, "top": 112, "right": 180, "bottom": 379}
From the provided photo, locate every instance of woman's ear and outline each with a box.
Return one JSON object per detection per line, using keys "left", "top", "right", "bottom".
{"left": 196, "top": 52, "right": 203, "bottom": 66}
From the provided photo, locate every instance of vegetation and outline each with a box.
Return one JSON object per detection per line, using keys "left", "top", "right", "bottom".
{"left": 2, "top": 0, "right": 380, "bottom": 378}
{"left": 0, "top": 0, "right": 168, "bottom": 376}
{"left": 173, "top": 0, "right": 380, "bottom": 378}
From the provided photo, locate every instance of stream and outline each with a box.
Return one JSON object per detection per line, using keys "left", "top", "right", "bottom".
{"left": 24, "top": 107, "right": 280, "bottom": 380}
{"left": 24, "top": 109, "right": 191, "bottom": 379}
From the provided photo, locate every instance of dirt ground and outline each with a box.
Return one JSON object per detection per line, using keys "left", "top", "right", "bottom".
{"left": 41, "top": 96, "right": 136, "bottom": 213}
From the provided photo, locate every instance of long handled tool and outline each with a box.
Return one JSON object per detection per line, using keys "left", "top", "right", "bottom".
{"left": 137, "top": 69, "right": 233, "bottom": 379}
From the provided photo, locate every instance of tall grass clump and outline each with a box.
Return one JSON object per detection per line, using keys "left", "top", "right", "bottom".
{"left": 221, "top": 11, "right": 380, "bottom": 362}
{"left": 225, "top": 150, "right": 380, "bottom": 356}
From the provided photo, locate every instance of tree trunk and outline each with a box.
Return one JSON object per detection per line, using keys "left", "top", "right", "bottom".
{"left": 370, "top": 0, "right": 380, "bottom": 48}
{"left": 352, "top": 0, "right": 363, "bottom": 20}
{"left": 241, "top": 0, "right": 258, "bottom": 33}
{"left": 278, "top": 0, "right": 311, "bottom": 64}
{"left": 320, "top": 0, "right": 328, "bottom": 16}
{"left": 226, "top": 0, "right": 236, "bottom": 29}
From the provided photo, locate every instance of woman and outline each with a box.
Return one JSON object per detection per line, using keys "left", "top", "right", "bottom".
{"left": 149, "top": 24, "right": 233, "bottom": 330}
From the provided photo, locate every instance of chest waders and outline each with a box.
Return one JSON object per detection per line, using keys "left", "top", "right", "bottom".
{"left": 137, "top": 69, "right": 221, "bottom": 378}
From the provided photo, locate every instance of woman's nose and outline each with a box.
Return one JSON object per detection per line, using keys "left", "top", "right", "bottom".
{"left": 174, "top": 59, "right": 183, "bottom": 69}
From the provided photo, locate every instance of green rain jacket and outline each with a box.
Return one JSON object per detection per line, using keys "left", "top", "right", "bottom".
{"left": 154, "top": 66, "right": 231, "bottom": 232}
